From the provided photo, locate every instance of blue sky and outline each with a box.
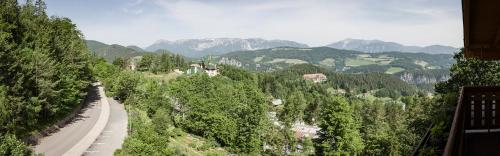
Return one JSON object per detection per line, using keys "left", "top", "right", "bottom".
{"left": 44, "top": 0, "right": 463, "bottom": 48}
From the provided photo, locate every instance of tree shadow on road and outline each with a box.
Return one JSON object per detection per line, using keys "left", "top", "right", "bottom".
{"left": 38, "top": 84, "right": 103, "bottom": 138}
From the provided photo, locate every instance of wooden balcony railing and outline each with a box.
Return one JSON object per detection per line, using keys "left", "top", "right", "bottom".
{"left": 444, "top": 86, "right": 500, "bottom": 156}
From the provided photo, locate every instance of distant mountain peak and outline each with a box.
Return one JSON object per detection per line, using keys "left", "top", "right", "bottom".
{"left": 327, "top": 38, "right": 458, "bottom": 54}
{"left": 146, "top": 38, "right": 309, "bottom": 58}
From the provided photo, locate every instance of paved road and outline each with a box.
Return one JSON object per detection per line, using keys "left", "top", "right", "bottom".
{"left": 85, "top": 98, "right": 128, "bottom": 156}
{"left": 34, "top": 84, "right": 102, "bottom": 156}
{"left": 34, "top": 83, "right": 121, "bottom": 156}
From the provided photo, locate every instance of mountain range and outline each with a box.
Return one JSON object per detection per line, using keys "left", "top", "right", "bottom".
{"left": 326, "top": 38, "right": 458, "bottom": 54}
{"left": 87, "top": 38, "right": 458, "bottom": 63}
{"left": 145, "top": 38, "right": 458, "bottom": 57}
{"left": 85, "top": 40, "right": 454, "bottom": 88}
{"left": 145, "top": 38, "right": 308, "bottom": 58}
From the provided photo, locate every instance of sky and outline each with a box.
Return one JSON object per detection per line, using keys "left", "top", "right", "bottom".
{"left": 44, "top": 0, "right": 463, "bottom": 48}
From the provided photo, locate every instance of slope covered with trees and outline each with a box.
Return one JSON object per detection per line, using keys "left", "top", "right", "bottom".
{"left": 94, "top": 56, "right": 435, "bottom": 155}
{"left": 86, "top": 40, "right": 152, "bottom": 62}
{"left": 0, "top": 0, "right": 92, "bottom": 153}
{"left": 219, "top": 46, "right": 453, "bottom": 72}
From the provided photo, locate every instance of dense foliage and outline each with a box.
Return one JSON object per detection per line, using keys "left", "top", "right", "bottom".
{"left": 136, "top": 53, "right": 189, "bottom": 73}
{"left": 259, "top": 64, "right": 419, "bottom": 100}
{"left": 95, "top": 57, "right": 267, "bottom": 155}
{"left": 169, "top": 73, "right": 267, "bottom": 154}
{"left": 416, "top": 49, "right": 500, "bottom": 154}
{"left": 0, "top": 0, "right": 92, "bottom": 153}
{"left": 316, "top": 96, "right": 364, "bottom": 155}
{"left": 91, "top": 56, "right": 439, "bottom": 155}
{"left": 435, "top": 49, "right": 500, "bottom": 94}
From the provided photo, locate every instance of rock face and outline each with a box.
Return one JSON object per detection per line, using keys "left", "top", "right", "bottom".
{"left": 218, "top": 57, "right": 242, "bottom": 67}
{"left": 146, "top": 38, "right": 309, "bottom": 58}
{"left": 326, "top": 38, "right": 458, "bottom": 54}
{"left": 398, "top": 72, "right": 450, "bottom": 84}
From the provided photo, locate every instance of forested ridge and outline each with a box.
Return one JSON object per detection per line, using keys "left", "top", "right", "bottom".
{"left": 219, "top": 46, "right": 453, "bottom": 72}
{"left": 0, "top": 0, "right": 92, "bottom": 154}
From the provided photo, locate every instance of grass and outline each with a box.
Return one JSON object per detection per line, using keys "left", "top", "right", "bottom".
{"left": 267, "top": 58, "right": 308, "bottom": 64}
{"left": 142, "top": 71, "right": 182, "bottom": 82}
{"left": 414, "top": 60, "right": 428, "bottom": 68}
{"left": 254, "top": 56, "right": 264, "bottom": 62}
{"left": 364, "top": 55, "right": 394, "bottom": 65}
{"left": 385, "top": 67, "right": 405, "bottom": 74}
{"left": 319, "top": 58, "right": 335, "bottom": 67}
{"left": 357, "top": 54, "right": 371, "bottom": 58}
{"left": 168, "top": 134, "right": 230, "bottom": 156}
{"left": 355, "top": 90, "right": 393, "bottom": 102}
{"left": 345, "top": 58, "right": 377, "bottom": 67}
{"left": 345, "top": 55, "right": 395, "bottom": 67}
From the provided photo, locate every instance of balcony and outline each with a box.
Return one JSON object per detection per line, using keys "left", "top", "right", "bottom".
{"left": 444, "top": 86, "right": 500, "bottom": 156}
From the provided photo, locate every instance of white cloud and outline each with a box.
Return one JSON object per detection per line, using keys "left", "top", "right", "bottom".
{"left": 72, "top": 0, "right": 463, "bottom": 47}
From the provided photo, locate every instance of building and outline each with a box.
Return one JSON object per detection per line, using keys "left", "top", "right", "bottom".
{"left": 127, "top": 56, "right": 141, "bottom": 71}
{"left": 127, "top": 64, "right": 136, "bottom": 71}
{"left": 205, "top": 64, "right": 218, "bottom": 77}
{"left": 303, "top": 73, "right": 327, "bottom": 83}
{"left": 271, "top": 99, "right": 282, "bottom": 106}
{"left": 292, "top": 122, "right": 320, "bottom": 139}
{"left": 173, "top": 69, "right": 184, "bottom": 75}
{"left": 186, "top": 55, "right": 219, "bottom": 77}
{"left": 186, "top": 64, "right": 203, "bottom": 75}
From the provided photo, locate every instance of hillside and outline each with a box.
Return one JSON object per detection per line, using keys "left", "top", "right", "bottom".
{"left": 218, "top": 47, "right": 453, "bottom": 71}
{"left": 86, "top": 40, "right": 153, "bottom": 62}
{"left": 327, "top": 38, "right": 458, "bottom": 54}
{"left": 217, "top": 47, "right": 453, "bottom": 87}
{"left": 145, "top": 38, "right": 309, "bottom": 58}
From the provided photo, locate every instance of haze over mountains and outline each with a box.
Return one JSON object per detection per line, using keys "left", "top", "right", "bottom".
{"left": 88, "top": 38, "right": 458, "bottom": 61}
{"left": 145, "top": 38, "right": 308, "bottom": 58}
{"left": 326, "top": 38, "right": 458, "bottom": 54}
{"left": 144, "top": 38, "right": 457, "bottom": 57}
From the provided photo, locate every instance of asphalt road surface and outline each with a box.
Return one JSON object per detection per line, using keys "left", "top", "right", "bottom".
{"left": 84, "top": 97, "right": 128, "bottom": 156}
{"left": 35, "top": 84, "right": 102, "bottom": 156}
{"left": 34, "top": 83, "right": 127, "bottom": 156}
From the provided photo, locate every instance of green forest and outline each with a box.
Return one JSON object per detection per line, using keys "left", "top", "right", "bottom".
{"left": 89, "top": 55, "right": 439, "bottom": 155}
{"left": 0, "top": 0, "right": 92, "bottom": 154}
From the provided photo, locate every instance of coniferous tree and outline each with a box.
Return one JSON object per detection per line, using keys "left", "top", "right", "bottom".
{"left": 316, "top": 96, "right": 364, "bottom": 155}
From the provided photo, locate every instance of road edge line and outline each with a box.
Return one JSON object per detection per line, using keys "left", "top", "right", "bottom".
{"left": 63, "top": 83, "right": 110, "bottom": 156}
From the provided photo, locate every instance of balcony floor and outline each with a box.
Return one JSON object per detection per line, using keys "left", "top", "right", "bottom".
{"left": 465, "top": 132, "right": 500, "bottom": 156}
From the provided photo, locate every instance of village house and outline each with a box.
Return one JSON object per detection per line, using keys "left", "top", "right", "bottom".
{"left": 127, "top": 64, "right": 136, "bottom": 71}
{"left": 271, "top": 99, "right": 282, "bottom": 106}
{"left": 126, "top": 56, "right": 141, "bottom": 71}
{"left": 173, "top": 69, "right": 184, "bottom": 74}
{"left": 293, "top": 121, "right": 320, "bottom": 139}
{"left": 186, "top": 55, "right": 219, "bottom": 77}
{"left": 302, "top": 73, "right": 327, "bottom": 83}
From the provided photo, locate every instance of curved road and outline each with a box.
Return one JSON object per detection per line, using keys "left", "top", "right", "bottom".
{"left": 34, "top": 83, "right": 128, "bottom": 156}
{"left": 85, "top": 97, "right": 128, "bottom": 156}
